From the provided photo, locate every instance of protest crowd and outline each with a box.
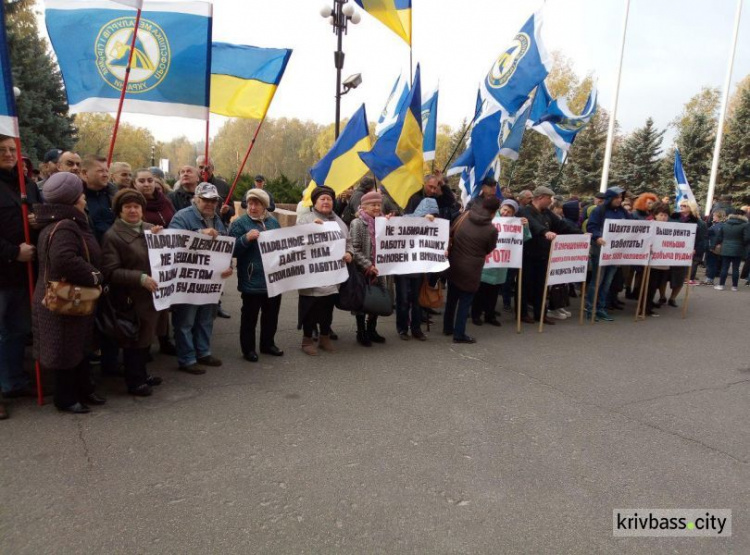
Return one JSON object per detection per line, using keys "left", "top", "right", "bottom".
{"left": 3, "top": 137, "right": 748, "bottom": 420}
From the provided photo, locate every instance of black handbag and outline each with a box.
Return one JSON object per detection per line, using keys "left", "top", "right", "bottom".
{"left": 336, "top": 263, "right": 366, "bottom": 312}
{"left": 362, "top": 282, "right": 394, "bottom": 317}
{"left": 95, "top": 286, "right": 140, "bottom": 342}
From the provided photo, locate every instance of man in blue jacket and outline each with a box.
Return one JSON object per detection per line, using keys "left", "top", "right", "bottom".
{"left": 169, "top": 183, "right": 234, "bottom": 374}
{"left": 585, "top": 186, "right": 632, "bottom": 321}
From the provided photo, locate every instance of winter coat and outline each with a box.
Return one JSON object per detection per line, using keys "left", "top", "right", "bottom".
{"left": 84, "top": 183, "right": 117, "bottom": 242}
{"left": 32, "top": 203, "right": 103, "bottom": 370}
{"left": 0, "top": 168, "right": 41, "bottom": 289}
{"left": 447, "top": 206, "right": 499, "bottom": 293}
{"left": 230, "top": 212, "right": 281, "bottom": 294}
{"left": 142, "top": 188, "right": 175, "bottom": 227}
{"left": 349, "top": 216, "right": 385, "bottom": 288}
{"left": 168, "top": 188, "right": 195, "bottom": 212}
{"left": 519, "top": 203, "right": 581, "bottom": 260}
{"left": 296, "top": 208, "right": 352, "bottom": 297}
{"left": 716, "top": 215, "right": 750, "bottom": 258}
{"left": 707, "top": 221, "right": 724, "bottom": 251}
{"left": 207, "top": 174, "right": 236, "bottom": 223}
{"left": 586, "top": 188, "right": 633, "bottom": 243}
{"left": 671, "top": 212, "right": 708, "bottom": 256}
{"left": 341, "top": 183, "right": 372, "bottom": 225}
{"left": 101, "top": 219, "right": 166, "bottom": 349}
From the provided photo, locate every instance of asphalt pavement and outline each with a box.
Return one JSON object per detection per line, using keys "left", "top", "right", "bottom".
{"left": 1, "top": 282, "right": 748, "bottom": 554}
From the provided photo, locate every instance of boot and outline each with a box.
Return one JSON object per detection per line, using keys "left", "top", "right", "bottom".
{"left": 356, "top": 315, "right": 372, "bottom": 347}
{"left": 367, "top": 316, "right": 386, "bottom": 343}
{"left": 301, "top": 336, "right": 318, "bottom": 356}
{"left": 318, "top": 334, "right": 336, "bottom": 352}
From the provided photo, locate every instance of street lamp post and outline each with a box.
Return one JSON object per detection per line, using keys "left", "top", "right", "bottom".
{"left": 320, "top": 1, "right": 361, "bottom": 139}
{"left": 150, "top": 145, "right": 155, "bottom": 166}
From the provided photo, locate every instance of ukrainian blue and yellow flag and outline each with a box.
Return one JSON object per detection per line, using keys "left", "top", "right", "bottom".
{"left": 354, "top": 0, "right": 411, "bottom": 45}
{"left": 210, "top": 43, "right": 292, "bottom": 120}
{"left": 45, "top": 0, "right": 212, "bottom": 119}
{"left": 302, "top": 104, "right": 372, "bottom": 206}
{"left": 0, "top": 1, "right": 19, "bottom": 137}
{"left": 360, "top": 65, "right": 423, "bottom": 209}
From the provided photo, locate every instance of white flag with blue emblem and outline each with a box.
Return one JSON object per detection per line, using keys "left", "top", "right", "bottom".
{"left": 0, "top": 1, "right": 19, "bottom": 137}
{"left": 674, "top": 148, "right": 696, "bottom": 205}
{"left": 529, "top": 81, "right": 597, "bottom": 153}
{"left": 376, "top": 72, "right": 410, "bottom": 137}
{"left": 45, "top": 0, "right": 212, "bottom": 119}
{"left": 421, "top": 87, "right": 439, "bottom": 162}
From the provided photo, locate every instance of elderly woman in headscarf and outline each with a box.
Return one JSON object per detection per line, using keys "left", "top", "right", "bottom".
{"left": 296, "top": 186, "right": 353, "bottom": 355}
{"left": 101, "top": 189, "right": 165, "bottom": 396}
{"left": 230, "top": 188, "right": 283, "bottom": 362}
{"left": 349, "top": 190, "right": 388, "bottom": 346}
{"left": 32, "top": 172, "right": 105, "bottom": 413}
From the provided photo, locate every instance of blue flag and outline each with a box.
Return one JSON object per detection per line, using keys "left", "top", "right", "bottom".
{"left": 376, "top": 72, "right": 410, "bottom": 137}
{"left": 529, "top": 82, "right": 598, "bottom": 153}
{"left": 482, "top": 12, "right": 551, "bottom": 115}
{"left": 421, "top": 87, "right": 439, "bottom": 162}
{"left": 0, "top": 1, "right": 18, "bottom": 137}
{"left": 674, "top": 148, "right": 696, "bottom": 206}
{"left": 498, "top": 100, "right": 532, "bottom": 161}
{"left": 45, "top": 0, "right": 212, "bottom": 119}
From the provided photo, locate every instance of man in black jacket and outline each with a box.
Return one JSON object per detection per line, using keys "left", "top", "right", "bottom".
{"left": 518, "top": 186, "right": 580, "bottom": 324}
{"left": 0, "top": 135, "right": 41, "bottom": 416}
{"left": 405, "top": 173, "right": 459, "bottom": 222}
{"left": 196, "top": 155, "right": 235, "bottom": 223}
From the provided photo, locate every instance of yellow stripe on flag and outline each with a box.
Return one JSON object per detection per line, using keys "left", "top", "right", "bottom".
{"left": 210, "top": 75, "right": 277, "bottom": 119}
{"left": 302, "top": 135, "right": 373, "bottom": 206}
{"left": 382, "top": 110, "right": 423, "bottom": 208}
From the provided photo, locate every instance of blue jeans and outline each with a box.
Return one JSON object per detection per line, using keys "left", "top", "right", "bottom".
{"left": 0, "top": 288, "right": 31, "bottom": 393}
{"left": 585, "top": 259, "right": 617, "bottom": 313}
{"left": 172, "top": 303, "right": 218, "bottom": 367}
{"left": 395, "top": 275, "right": 423, "bottom": 334}
{"left": 444, "top": 282, "right": 475, "bottom": 339}
{"left": 719, "top": 256, "right": 742, "bottom": 287}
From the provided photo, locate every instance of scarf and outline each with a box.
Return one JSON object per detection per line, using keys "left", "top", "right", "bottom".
{"left": 358, "top": 207, "right": 377, "bottom": 262}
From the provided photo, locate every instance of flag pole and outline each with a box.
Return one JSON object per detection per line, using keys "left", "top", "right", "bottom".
{"left": 14, "top": 138, "right": 43, "bottom": 405}
{"left": 106, "top": 8, "right": 143, "bottom": 167}
{"left": 598, "top": 0, "right": 630, "bottom": 193}
{"left": 704, "top": 0, "right": 743, "bottom": 217}
{"left": 552, "top": 152, "right": 569, "bottom": 190}
{"left": 224, "top": 115, "right": 268, "bottom": 207}
{"left": 442, "top": 99, "right": 485, "bottom": 173}
{"left": 202, "top": 116, "right": 210, "bottom": 181}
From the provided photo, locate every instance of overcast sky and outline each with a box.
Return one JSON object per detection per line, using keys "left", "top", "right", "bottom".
{"left": 38, "top": 0, "right": 750, "bottom": 148}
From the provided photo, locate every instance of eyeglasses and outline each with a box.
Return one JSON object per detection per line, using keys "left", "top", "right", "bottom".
{"left": 0, "top": 147, "right": 17, "bottom": 155}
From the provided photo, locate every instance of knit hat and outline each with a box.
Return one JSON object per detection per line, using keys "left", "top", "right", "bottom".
{"left": 413, "top": 197, "right": 439, "bottom": 217}
{"left": 481, "top": 196, "right": 501, "bottom": 213}
{"left": 501, "top": 199, "right": 519, "bottom": 214}
{"left": 562, "top": 199, "right": 580, "bottom": 222}
{"left": 43, "top": 172, "right": 83, "bottom": 205}
{"left": 43, "top": 148, "right": 63, "bottom": 164}
{"left": 360, "top": 191, "right": 383, "bottom": 205}
{"left": 113, "top": 188, "right": 146, "bottom": 216}
{"left": 245, "top": 188, "right": 270, "bottom": 209}
{"left": 149, "top": 166, "right": 165, "bottom": 180}
{"left": 533, "top": 186, "right": 555, "bottom": 198}
{"left": 311, "top": 186, "right": 336, "bottom": 204}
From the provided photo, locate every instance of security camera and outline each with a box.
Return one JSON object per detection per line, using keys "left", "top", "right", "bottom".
{"left": 343, "top": 73, "right": 362, "bottom": 90}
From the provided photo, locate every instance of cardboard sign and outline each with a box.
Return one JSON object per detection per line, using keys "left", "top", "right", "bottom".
{"left": 373, "top": 216, "right": 450, "bottom": 276}
{"left": 257, "top": 221, "right": 348, "bottom": 297}
{"left": 599, "top": 220, "right": 654, "bottom": 266}
{"left": 146, "top": 230, "right": 234, "bottom": 311}
{"left": 547, "top": 234, "right": 592, "bottom": 285}
{"left": 485, "top": 217, "right": 524, "bottom": 269}
{"left": 650, "top": 221, "right": 697, "bottom": 267}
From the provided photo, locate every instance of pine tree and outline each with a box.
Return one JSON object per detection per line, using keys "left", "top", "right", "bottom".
{"left": 610, "top": 117, "right": 665, "bottom": 195}
{"left": 719, "top": 83, "right": 750, "bottom": 202}
{"left": 565, "top": 109, "right": 609, "bottom": 197}
{"left": 5, "top": 0, "right": 75, "bottom": 162}
{"left": 675, "top": 112, "right": 714, "bottom": 202}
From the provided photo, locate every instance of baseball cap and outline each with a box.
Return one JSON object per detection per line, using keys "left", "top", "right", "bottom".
{"left": 254, "top": 174, "right": 265, "bottom": 182}
{"left": 195, "top": 182, "right": 220, "bottom": 199}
